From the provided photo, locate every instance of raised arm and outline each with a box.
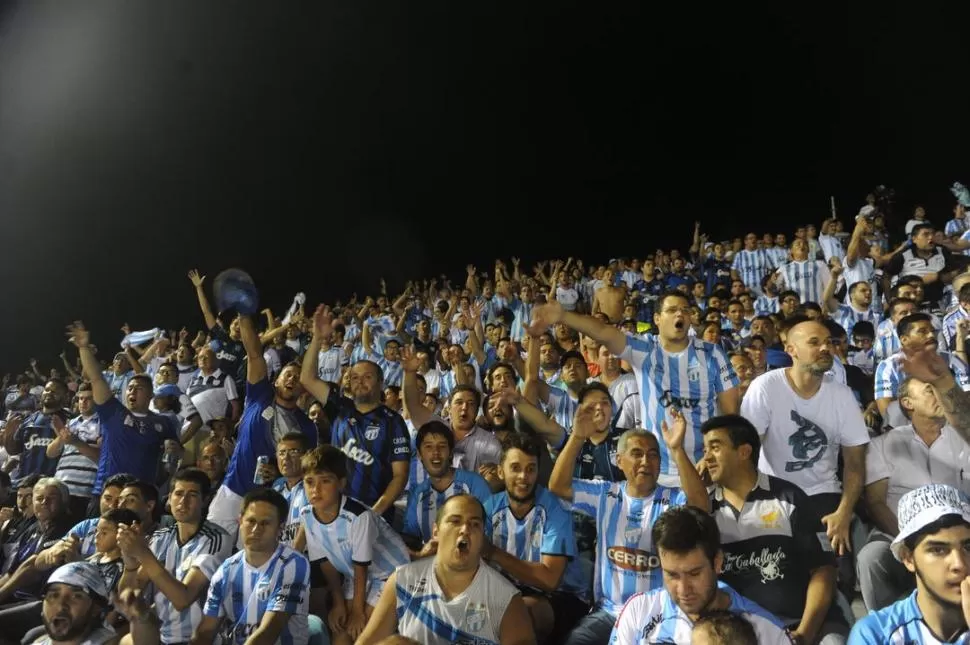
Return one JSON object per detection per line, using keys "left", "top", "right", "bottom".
{"left": 67, "top": 322, "right": 112, "bottom": 404}
{"left": 238, "top": 315, "right": 267, "bottom": 385}
{"left": 528, "top": 301, "right": 627, "bottom": 356}
{"left": 188, "top": 270, "right": 218, "bottom": 330}
{"left": 299, "top": 306, "right": 334, "bottom": 404}
{"left": 401, "top": 347, "right": 433, "bottom": 429}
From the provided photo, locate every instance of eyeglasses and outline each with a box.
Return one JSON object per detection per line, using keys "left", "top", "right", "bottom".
{"left": 276, "top": 449, "right": 303, "bottom": 458}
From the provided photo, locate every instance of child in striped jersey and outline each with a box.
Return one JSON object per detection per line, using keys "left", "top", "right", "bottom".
{"left": 296, "top": 446, "right": 409, "bottom": 645}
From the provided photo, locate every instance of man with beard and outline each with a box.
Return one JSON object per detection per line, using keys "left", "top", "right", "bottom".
{"left": 483, "top": 433, "right": 589, "bottom": 642}
{"left": 850, "top": 484, "right": 970, "bottom": 644}
{"left": 1, "top": 379, "right": 70, "bottom": 486}
{"left": 741, "top": 317, "right": 869, "bottom": 599}
{"left": 301, "top": 306, "right": 410, "bottom": 521}
{"left": 357, "top": 494, "right": 535, "bottom": 645}
{"left": 402, "top": 421, "right": 491, "bottom": 556}
{"left": 117, "top": 468, "right": 231, "bottom": 645}
{"left": 207, "top": 312, "right": 316, "bottom": 539}
{"left": 609, "top": 506, "right": 790, "bottom": 644}
{"left": 28, "top": 561, "right": 115, "bottom": 645}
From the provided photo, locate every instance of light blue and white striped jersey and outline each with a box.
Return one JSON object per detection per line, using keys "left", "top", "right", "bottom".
{"left": 271, "top": 478, "right": 310, "bottom": 547}
{"left": 484, "top": 486, "right": 589, "bottom": 602}
{"left": 546, "top": 387, "right": 579, "bottom": 430}
{"left": 959, "top": 229, "right": 970, "bottom": 258}
{"left": 369, "top": 354, "right": 404, "bottom": 388}
{"left": 946, "top": 217, "right": 969, "bottom": 238}
{"left": 404, "top": 469, "right": 492, "bottom": 542}
{"left": 765, "top": 246, "right": 789, "bottom": 269}
{"left": 774, "top": 260, "right": 830, "bottom": 305}
{"left": 848, "top": 590, "right": 967, "bottom": 644}
{"left": 731, "top": 249, "right": 770, "bottom": 295}
{"left": 874, "top": 351, "right": 970, "bottom": 400}
{"left": 203, "top": 543, "right": 310, "bottom": 645}
{"left": 66, "top": 517, "right": 99, "bottom": 558}
{"left": 833, "top": 304, "right": 880, "bottom": 336}
{"left": 301, "top": 496, "right": 409, "bottom": 587}
{"left": 54, "top": 413, "right": 101, "bottom": 498}
{"left": 316, "top": 346, "right": 343, "bottom": 384}
{"left": 570, "top": 479, "right": 686, "bottom": 615}
{"left": 478, "top": 295, "right": 508, "bottom": 325}
{"left": 818, "top": 234, "right": 845, "bottom": 263}
{"left": 395, "top": 556, "right": 520, "bottom": 645}
{"left": 754, "top": 295, "right": 780, "bottom": 316}
{"left": 942, "top": 307, "right": 970, "bottom": 351}
{"left": 438, "top": 356, "right": 482, "bottom": 401}
{"left": 842, "top": 257, "right": 877, "bottom": 303}
{"left": 875, "top": 318, "right": 901, "bottom": 361}
{"left": 508, "top": 298, "right": 534, "bottom": 342}
{"left": 609, "top": 582, "right": 790, "bottom": 645}
{"left": 619, "top": 335, "right": 739, "bottom": 476}
{"left": 149, "top": 521, "right": 232, "bottom": 644}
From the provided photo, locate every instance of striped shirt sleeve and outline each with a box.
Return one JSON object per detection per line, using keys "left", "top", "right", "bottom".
{"left": 269, "top": 555, "right": 309, "bottom": 615}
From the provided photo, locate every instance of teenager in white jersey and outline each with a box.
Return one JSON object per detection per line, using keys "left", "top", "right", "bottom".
{"left": 295, "top": 445, "right": 409, "bottom": 645}
{"left": 116, "top": 468, "right": 231, "bottom": 645}
{"left": 528, "top": 292, "right": 739, "bottom": 488}
{"left": 357, "top": 494, "right": 535, "bottom": 645}
{"left": 610, "top": 505, "right": 791, "bottom": 645}
{"left": 849, "top": 484, "right": 970, "bottom": 644}
{"left": 549, "top": 405, "right": 710, "bottom": 645}
{"left": 192, "top": 488, "right": 312, "bottom": 645}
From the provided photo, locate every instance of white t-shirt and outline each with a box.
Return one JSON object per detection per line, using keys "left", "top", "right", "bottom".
{"left": 741, "top": 370, "right": 870, "bottom": 496}
{"left": 556, "top": 286, "right": 580, "bottom": 311}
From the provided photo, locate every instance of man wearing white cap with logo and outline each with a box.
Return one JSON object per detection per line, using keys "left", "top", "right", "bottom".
{"left": 29, "top": 561, "right": 114, "bottom": 645}
{"left": 849, "top": 484, "right": 970, "bottom": 644}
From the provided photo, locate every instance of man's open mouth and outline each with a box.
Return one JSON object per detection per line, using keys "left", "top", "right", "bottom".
{"left": 456, "top": 537, "right": 469, "bottom": 553}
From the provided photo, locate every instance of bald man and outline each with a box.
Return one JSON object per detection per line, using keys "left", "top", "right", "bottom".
{"left": 740, "top": 315, "right": 869, "bottom": 596}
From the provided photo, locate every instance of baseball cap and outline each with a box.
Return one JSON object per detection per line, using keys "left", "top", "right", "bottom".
{"left": 153, "top": 384, "right": 181, "bottom": 398}
{"left": 44, "top": 561, "right": 109, "bottom": 602}
{"left": 891, "top": 484, "right": 970, "bottom": 560}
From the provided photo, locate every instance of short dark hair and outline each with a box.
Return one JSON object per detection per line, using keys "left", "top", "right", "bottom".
{"left": 240, "top": 487, "right": 289, "bottom": 525}
{"left": 911, "top": 223, "right": 933, "bottom": 238}
{"left": 172, "top": 467, "right": 212, "bottom": 499}
{"left": 122, "top": 480, "right": 159, "bottom": 507}
{"left": 652, "top": 505, "right": 721, "bottom": 565}
{"left": 559, "top": 350, "right": 587, "bottom": 370}
{"left": 77, "top": 382, "right": 93, "bottom": 394}
{"left": 959, "top": 283, "right": 970, "bottom": 305}
{"left": 822, "top": 318, "right": 847, "bottom": 340}
{"left": 300, "top": 445, "right": 348, "bottom": 480}
{"left": 278, "top": 431, "right": 310, "bottom": 451}
{"left": 897, "top": 312, "right": 933, "bottom": 337}
{"left": 796, "top": 302, "right": 823, "bottom": 317}
{"left": 657, "top": 290, "right": 690, "bottom": 312}
{"left": 434, "top": 493, "right": 486, "bottom": 526}
{"left": 102, "top": 508, "right": 141, "bottom": 526}
{"left": 448, "top": 384, "right": 481, "bottom": 410}
{"left": 17, "top": 473, "right": 40, "bottom": 490}
{"left": 415, "top": 421, "right": 455, "bottom": 453}
{"left": 130, "top": 374, "right": 153, "bottom": 391}
{"left": 104, "top": 473, "right": 137, "bottom": 492}
{"left": 500, "top": 432, "right": 541, "bottom": 464}
{"left": 887, "top": 297, "right": 916, "bottom": 318}
{"left": 851, "top": 321, "right": 875, "bottom": 338}
{"left": 577, "top": 382, "right": 611, "bottom": 406}
{"left": 692, "top": 610, "right": 758, "bottom": 645}
{"left": 700, "top": 414, "right": 761, "bottom": 467}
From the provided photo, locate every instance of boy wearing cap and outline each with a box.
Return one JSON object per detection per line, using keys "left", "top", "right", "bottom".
{"left": 849, "top": 484, "right": 970, "bottom": 644}
{"left": 31, "top": 561, "right": 115, "bottom": 645}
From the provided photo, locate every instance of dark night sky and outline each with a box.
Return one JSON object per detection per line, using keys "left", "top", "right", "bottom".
{"left": 0, "top": 1, "right": 967, "bottom": 372}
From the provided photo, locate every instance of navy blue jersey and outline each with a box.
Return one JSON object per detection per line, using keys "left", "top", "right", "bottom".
{"left": 329, "top": 394, "right": 411, "bottom": 508}
{"left": 11, "top": 410, "right": 64, "bottom": 484}
{"left": 209, "top": 324, "right": 247, "bottom": 390}
{"left": 92, "top": 398, "right": 177, "bottom": 494}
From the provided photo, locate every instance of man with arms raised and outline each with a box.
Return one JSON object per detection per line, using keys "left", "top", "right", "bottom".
{"left": 357, "top": 494, "right": 535, "bottom": 645}
{"left": 207, "top": 312, "right": 316, "bottom": 539}
{"left": 549, "top": 403, "right": 710, "bottom": 645}
{"left": 528, "top": 293, "right": 739, "bottom": 487}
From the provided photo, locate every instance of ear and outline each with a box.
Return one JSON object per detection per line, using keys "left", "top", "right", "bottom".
{"left": 431, "top": 523, "right": 439, "bottom": 542}
{"left": 713, "top": 550, "right": 724, "bottom": 575}
{"left": 900, "top": 547, "right": 916, "bottom": 574}
{"left": 738, "top": 444, "right": 752, "bottom": 463}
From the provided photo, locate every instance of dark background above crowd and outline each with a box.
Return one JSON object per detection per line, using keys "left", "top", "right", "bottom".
{"left": 1, "top": 1, "right": 968, "bottom": 370}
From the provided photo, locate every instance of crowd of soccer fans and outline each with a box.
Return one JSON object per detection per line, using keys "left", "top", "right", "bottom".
{"left": 5, "top": 191, "right": 970, "bottom": 644}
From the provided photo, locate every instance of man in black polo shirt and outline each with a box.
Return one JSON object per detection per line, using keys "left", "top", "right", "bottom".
{"left": 884, "top": 224, "right": 965, "bottom": 308}
{"left": 701, "top": 414, "right": 848, "bottom": 645}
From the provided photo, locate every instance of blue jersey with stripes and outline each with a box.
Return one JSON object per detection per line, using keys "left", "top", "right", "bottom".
{"left": 223, "top": 378, "right": 316, "bottom": 497}
{"left": 849, "top": 590, "right": 968, "bottom": 644}
{"left": 149, "top": 521, "right": 232, "bottom": 644}
{"left": 484, "top": 486, "right": 590, "bottom": 602}
{"left": 203, "top": 543, "right": 310, "bottom": 645}
{"left": 731, "top": 249, "right": 771, "bottom": 294}
{"left": 301, "top": 496, "right": 409, "bottom": 586}
{"left": 619, "top": 334, "right": 738, "bottom": 477}
{"left": 609, "top": 581, "right": 790, "bottom": 645}
{"left": 508, "top": 298, "right": 534, "bottom": 342}
{"left": 65, "top": 517, "right": 98, "bottom": 558}
{"left": 328, "top": 394, "right": 411, "bottom": 508}
{"left": 404, "top": 469, "right": 492, "bottom": 543}
{"left": 271, "top": 478, "right": 310, "bottom": 547}
{"left": 571, "top": 480, "right": 686, "bottom": 615}
{"left": 774, "top": 259, "right": 830, "bottom": 305}
{"left": 833, "top": 304, "right": 880, "bottom": 336}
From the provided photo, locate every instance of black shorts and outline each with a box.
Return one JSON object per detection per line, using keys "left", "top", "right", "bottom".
{"left": 548, "top": 591, "right": 590, "bottom": 641}
{"left": 309, "top": 558, "right": 327, "bottom": 589}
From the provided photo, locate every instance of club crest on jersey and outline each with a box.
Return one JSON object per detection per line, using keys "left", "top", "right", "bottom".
{"left": 686, "top": 366, "right": 701, "bottom": 382}
{"left": 364, "top": 425, "right": 381, "bottom": 441}
{"left": 255, "top": 579, "right": 272, "bottom": 602}
{"left": 464, "top": 603, "right": 487, "bottom": 632}
{"left": 624, "top": 527, "right": 641, "bottom": 543}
